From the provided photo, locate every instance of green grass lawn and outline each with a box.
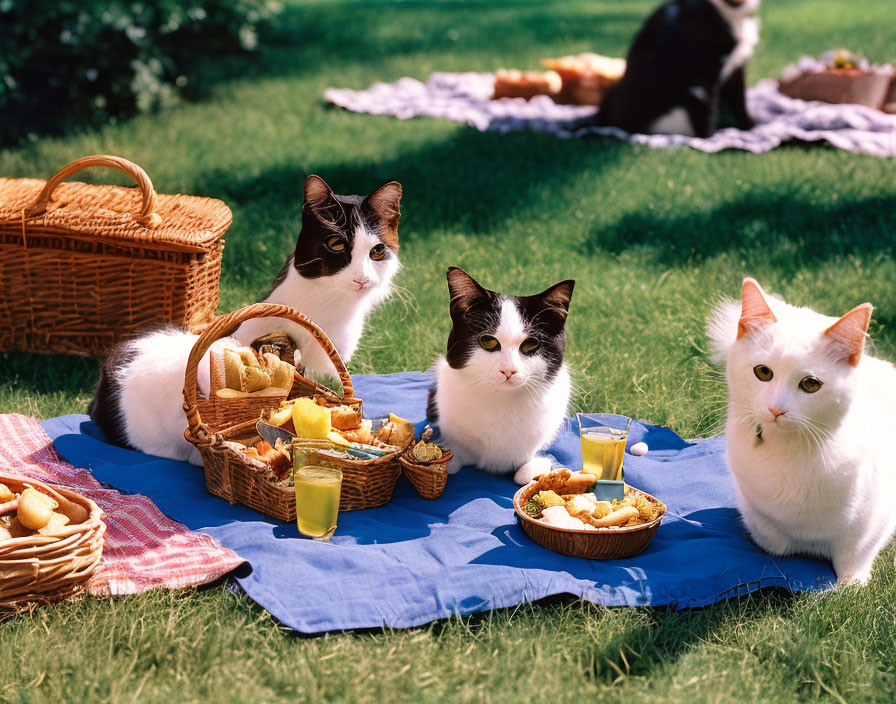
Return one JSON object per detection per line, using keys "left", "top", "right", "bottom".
{"left": 2, "top": 0, "right": 895, "bottom": 700}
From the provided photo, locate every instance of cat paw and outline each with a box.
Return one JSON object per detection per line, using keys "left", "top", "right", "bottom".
{"left": 836, "top": 571, "right": 872, "bottom": 587}
{"left": 445, "top": 457, "right": 462, "bottom": 475}
{"left": 514, "top": 456, "right": 551, "bottom": 486}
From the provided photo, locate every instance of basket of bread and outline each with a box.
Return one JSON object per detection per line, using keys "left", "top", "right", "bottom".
{"left": 183, "top": 303, "right": 428, "bottom": 521}
{"left": 0, "top": 474, "right": 105, "bottom": 611}
{"left": 513, "top": 469, "right": 665, "bottom": 560}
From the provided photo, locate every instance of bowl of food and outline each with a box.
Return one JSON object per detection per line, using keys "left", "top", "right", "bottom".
{"left": 513, "top": 469, "right": 666, "bottom": 560}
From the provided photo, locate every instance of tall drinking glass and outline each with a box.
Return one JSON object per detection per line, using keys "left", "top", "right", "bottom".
{"left": 577, "top": 413, "right": 632, "bottom": 481}
{"left": 293, "top": 464, "right": 342, "bottom": 541}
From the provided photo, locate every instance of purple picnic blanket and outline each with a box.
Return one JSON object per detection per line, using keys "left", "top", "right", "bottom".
{"left": 325, "top": 74, "right": 896, "bottom": 157}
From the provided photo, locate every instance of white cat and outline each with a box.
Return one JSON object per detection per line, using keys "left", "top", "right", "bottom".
{"left": 89, "top": 175, "right": 402, "bottom": 464}
{"left": 708, "top": 277, "right": 896, "bottom": 585}
{"left": 427, "top": 268, "right": 575, "bottom": 486}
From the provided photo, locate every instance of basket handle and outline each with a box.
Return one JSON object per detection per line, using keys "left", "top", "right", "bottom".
{"left": 23, "top": 155, "right": 161, "bottom": 228}
{"left": 183, "top": 303, "right": 355, "bottom": 440}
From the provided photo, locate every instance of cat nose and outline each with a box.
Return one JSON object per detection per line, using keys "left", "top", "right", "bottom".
{"left": 500, "top": 369, "right": 517, "bottom": 380}
{"left": 353, "top": 277, "right": 370, "bottom": 288}
{"left": 768, "top": 407, "right": 786, "bottom": 419}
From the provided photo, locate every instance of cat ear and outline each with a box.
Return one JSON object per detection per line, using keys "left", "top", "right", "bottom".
{"left": 737, "top": 278, "right": 777, "bottom": 339}
{"left": 362, "top": 181, "right": 402, "bottom": 251}
{"left": 303, "top": 174, "right": 346, "bottom": 231}
{"left": 446, "top": 267, "right": 493, "bottom": 314}
{"left": 303, "top": 174, "right": 335, "bottom": 210}
{"left": 823, "top": 303, "right": 873, "bottom": 367}
{"left": 535, "top": 280, "right": 575, "bottom": 314}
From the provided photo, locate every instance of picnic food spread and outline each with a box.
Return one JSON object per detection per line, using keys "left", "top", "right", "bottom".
{"left": 522, "top": 469, "right": 664, "bottom": 531}
{"left": 491, "top": 53, "right": 626, "bottom": 105}
{"left": 224, "top": 396, "right": 415, "bottom": 487}
{"left": 0, "top": 482, "right": 90, "bottom": 540}
{"left": 778, "top": 49, "right": 896, "bottom": 114}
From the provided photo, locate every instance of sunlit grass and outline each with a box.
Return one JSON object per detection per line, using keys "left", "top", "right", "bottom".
{"left": 1, "top": 0, "right": 894, "bottom": 700}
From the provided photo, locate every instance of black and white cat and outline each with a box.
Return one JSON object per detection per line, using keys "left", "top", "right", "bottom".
{"left": 89, "top": 175, "right": 402, "bottom": 464}
{"left": 588, "top": 0, "right": 759, "bottom": 137}
{"left": 427, "top": 268, "right": 575, "bottom": 485}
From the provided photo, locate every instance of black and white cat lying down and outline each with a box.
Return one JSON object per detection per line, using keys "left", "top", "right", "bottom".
{"left": 427, "top": 268, "right": 575, "bottom": 485}
{"left": 585, "top": 0, "right": 760, "bottom": 137}
{"left": 89, "top": 175, "right": 402, "bottom": 464}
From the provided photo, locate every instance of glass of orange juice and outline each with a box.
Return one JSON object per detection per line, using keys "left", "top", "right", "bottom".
{"left": 293, "top": 463, "right": 342, "bottom": 541}
{"left": 577, "top": 413, "right": 632, "bottom": 481}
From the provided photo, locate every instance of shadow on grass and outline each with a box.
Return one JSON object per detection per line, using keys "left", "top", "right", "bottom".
{"left": 585, "top": 188, "right": 896, "bottom": 267}
{"left": 195, "top": 126, "right": 628, "bottom": 243}
{"left": 253, "top": 0, "right": 644, "bottom": 80}
{"left": 0, "top": 352, "right": 97, "bottom": 402}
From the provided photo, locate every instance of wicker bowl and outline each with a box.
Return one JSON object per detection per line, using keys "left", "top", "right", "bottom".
{"left": 513, "top": 482, "right": 665, "bottom": 560}
{"left": 0, "top": 474, "right": 105, "bottom": 612}
{"left": 399, "top": 442, "right": 453, "bottom": 500}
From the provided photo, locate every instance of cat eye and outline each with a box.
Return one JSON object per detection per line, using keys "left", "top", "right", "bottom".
{"left": 478, "top": 335, "right": 500, "bottom": 351}
{"left": 798, "top": 376, "right": 823, "bottom": 393}
{"left": 753, "top": 365, "right": 774, "bottom": 382}
{"left": 369, "top": 243, "right": 387, "bottom": 261}
{"left": 519, "top": 337, "right": 540, "bottom": 355}
{"left": 325, "top": 235, "right": 347, "bottom": 253}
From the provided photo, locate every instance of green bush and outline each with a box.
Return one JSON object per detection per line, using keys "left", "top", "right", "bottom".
{"left": 0, "top": 0, "right": 280, "bottom": 143}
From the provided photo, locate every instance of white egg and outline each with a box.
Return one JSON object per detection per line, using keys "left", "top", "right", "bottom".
{"left": 630, "top": 441, "right": 649, "bottom": 456}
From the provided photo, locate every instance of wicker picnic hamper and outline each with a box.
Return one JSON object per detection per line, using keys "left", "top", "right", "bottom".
{"left": 513, "top": 482, "right": 665, "bottom": 560}
{"left": 0, "top": 155, "right": 231, "bottom": 356}
{"left": 399, "top": 441, "right": 453, "bottom": 500}
{"left": 0, "top": 474, "right": 105, "bottom": 612}
{"left": 183, "top": 303, "right": 404, "bottom": 521}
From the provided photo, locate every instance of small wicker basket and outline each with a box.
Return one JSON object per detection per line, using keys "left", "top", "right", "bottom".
{"left": 0, "top": 155, "right": 231, "bottom": 356}
{"left": 513, "top": 482, "right": 665, "bottom": 560}
{"left": 0, "top": 474, "right": 105, "bottom": 612}
{"left": 183, "top": 303, "right": 403, "bottom": 520}
{"left": 399, "top": 442, "right": 453, "bottom": 500}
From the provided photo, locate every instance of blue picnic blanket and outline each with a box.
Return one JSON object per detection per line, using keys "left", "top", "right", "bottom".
{"left": 41, "top": 371, "right": 835, "bottom": 633}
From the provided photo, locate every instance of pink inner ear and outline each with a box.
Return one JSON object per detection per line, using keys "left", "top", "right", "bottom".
{"left": 737, "top": 278, "right": 777, "bottom": 339}
{"left": 824, "top": 303, "right": 873, "bottom": 367}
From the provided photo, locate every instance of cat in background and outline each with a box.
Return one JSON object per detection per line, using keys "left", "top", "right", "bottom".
{"left": 708, "top": 277, "right": 896, "bottom": 585}
{"left": 427, "top": 267, "right": 575, "bottom": 486}
{"left": 587, "top": 0, "right": 759, "bottom": 137}
{"left": 90, "top": 175, "right": 402, "bottom": 464}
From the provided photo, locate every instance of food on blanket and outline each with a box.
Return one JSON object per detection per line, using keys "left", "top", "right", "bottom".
{"left": 492, "top": 69, "right": 562, "bottom": 100}
{"left": 541, "top": 505, "right": 590, "bottom": 530}
{"left": 778, "top": 50, "right": 896, "bottom": 113}
{"left": 339, "top": 419, "right": 380, "bottom": 446}
{"left": 541, "top": 53, "right": 626, "bottom": 105}
{"left": 221, "top": 346, "right": 295, "bottom": 395}
{"left": 531, "top": 468, "right": 598, "bottom": 495}
{"left": 0, "top": 484, "right": 89, "bottom": 542}
{"left": 17, "top": 487, "right": 59, "bottom": 530}
{"left": 522, "top": 470, "right": 664, "bottom": 530}
{"left": 245, "top": 439, "right": 292, "bottom": 479}
{"left": 330, "top": 404, "right": 363, "bottom": 431}
{"left": 411, "top": 426, "right": 443, "bottom": 461}
{"left": 630, "top": 441, "right": 649, "bottom": 457}
{"left": 291, "top": 397, "right": 348, "bottom": 446}
{"left": 374, "top": 413, "right": 414, "bottom": 448}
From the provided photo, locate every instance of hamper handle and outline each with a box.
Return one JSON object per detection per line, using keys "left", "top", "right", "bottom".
{"left": 183, "top": 303, "right": 355, "bottom": 440}
{"left": 23, "top": 155, "right": 161, "bottom": 228}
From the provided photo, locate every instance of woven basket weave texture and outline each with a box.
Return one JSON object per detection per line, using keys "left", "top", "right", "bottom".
{"left": 0, "top": 155, "right": 232, "bottom": 356}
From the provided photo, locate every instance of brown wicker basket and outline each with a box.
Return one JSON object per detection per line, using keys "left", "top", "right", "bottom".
{"left": 513, "top": 482, "right": 665, "bottom": 560}
{"left": 399, "top": 442, "right": 453, "bottom": 500}
{"left": 0, "top": 155, "right": 232, "bottom": 356}
{"left": 183, "top": 303, "right": 403, "bottom": 520}
{"left": 0, "top": 474, "right": 105, "bottom": 612}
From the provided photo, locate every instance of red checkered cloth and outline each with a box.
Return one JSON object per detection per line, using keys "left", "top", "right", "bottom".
{"left": 0, "top": 414, "right": 244, "bottom": 595}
